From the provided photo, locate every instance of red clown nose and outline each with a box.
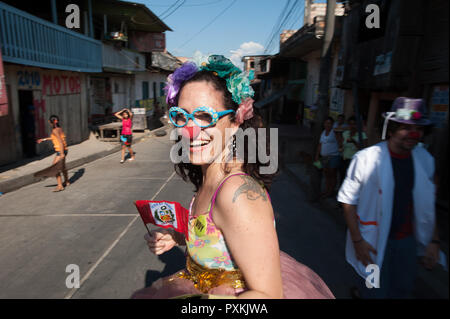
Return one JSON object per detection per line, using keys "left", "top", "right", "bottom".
{"left": 181, "top": 126, "right": 201, "bottom": 140}
{"left": 408, "top": 131, "right": 420, "bottom": 140}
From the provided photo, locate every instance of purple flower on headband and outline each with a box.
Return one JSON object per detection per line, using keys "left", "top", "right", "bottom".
{"left": 164, "top": 62, "right": 198, "bottom": 105}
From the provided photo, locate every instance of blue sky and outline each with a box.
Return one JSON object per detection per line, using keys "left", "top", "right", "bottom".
{"left": 132, "top": 0, "right": 306, "bottom": 68}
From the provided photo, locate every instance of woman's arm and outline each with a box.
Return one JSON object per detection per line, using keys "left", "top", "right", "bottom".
{"left": 37, "top": 136, "right": 51, "bottom": 144}
{"left": 315, "top": 143, "right": 322, "bottom": 161}
{"left": 114, "top": 109, "right": 126, "bottom": 119}
{"left": 213, "top": 175, "right": 283, "bottom": 299}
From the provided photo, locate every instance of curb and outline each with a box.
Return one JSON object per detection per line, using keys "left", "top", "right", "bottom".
{"left": 0, "top": 122, "right": 171, "bottom": 194}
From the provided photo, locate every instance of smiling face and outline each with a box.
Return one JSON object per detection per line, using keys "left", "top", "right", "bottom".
{"left": 389, "top": 123, "right": 424, "bottom": 152}
{"left": 177, "top": 81, "right": 238, "bottom": 166}
{"left": 324, "top": 119, "right": 333, "bottom": 132}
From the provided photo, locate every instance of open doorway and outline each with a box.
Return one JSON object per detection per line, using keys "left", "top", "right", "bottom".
{"left": 18, "top": 90, "right": 36, "bottom": 158}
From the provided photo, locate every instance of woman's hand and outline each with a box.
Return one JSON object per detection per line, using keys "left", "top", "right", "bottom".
{"left": 144, "top": 229, "right": 178, "bottom": 255}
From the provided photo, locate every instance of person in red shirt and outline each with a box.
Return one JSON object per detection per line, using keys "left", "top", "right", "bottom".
{"left": 114, "top": 108, "right": 135, "bottom": 164}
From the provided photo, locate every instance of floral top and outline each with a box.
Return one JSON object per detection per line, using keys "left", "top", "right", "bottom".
{"left": 186, "top": 198, "right": 238, "bottom": 271}
{"left": 185, "top": 173, "right": 274, "bottom": 272}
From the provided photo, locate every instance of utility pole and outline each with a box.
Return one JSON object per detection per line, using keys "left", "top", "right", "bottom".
{"left": 311, "top": 0, "right": 336, "bottom": 153}
{"left": 309, "top": 0, "right": 336, "bottom": 201}
{"left": 305, "top": 0, "right": 311, "bottom": 26}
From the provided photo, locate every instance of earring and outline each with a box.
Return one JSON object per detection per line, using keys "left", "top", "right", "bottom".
{"left": 232, "top": 134, "right": 237, "bottom": 152}
{"left": 227, "top": 134, "right": 237, "bottom": 160}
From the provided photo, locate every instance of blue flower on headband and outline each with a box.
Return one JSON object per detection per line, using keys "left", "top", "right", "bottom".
{"left": 199, "top": 55, "right": 241, "bottom": 79}
{"left": 227, "top": 70, "right": 255, "bottom": 104}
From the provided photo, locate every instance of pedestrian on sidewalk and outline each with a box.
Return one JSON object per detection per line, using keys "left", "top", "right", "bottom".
{"left": 332, "top": 114, "right": 348, "bottom": 131}
{"left": 339, "top": 116, "right": 368, "bottom": 185}
{"left": 36, "top": 115, "right": 69, "bottom": 192}
{"left": 337, "top": 97, "right": 441, "bottom": 299}
{"left": 114, "top": 108, "right": 135, "bottom": 163}
{"left": 315, "top": 117, "right": 342, "bottom": 198}
{"left": 133, "top": 55, "right": 334, "bottom": 299}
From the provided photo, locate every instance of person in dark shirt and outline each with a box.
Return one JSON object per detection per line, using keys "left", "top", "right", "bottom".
{"left": 339, "top": 97, "right": 441, "bottom": 299}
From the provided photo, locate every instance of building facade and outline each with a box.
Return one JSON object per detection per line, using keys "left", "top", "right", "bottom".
{"left": 0, "top": 1, "right": 101, "bottom": 165}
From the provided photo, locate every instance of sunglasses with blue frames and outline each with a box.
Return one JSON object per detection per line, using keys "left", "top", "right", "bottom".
{"left": 169, "top": 106, "right": 235, "bottom": 128}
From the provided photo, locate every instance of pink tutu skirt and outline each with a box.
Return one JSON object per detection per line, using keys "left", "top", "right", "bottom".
{"left": 131, "top": 251, "right": 334, "bottom": 299}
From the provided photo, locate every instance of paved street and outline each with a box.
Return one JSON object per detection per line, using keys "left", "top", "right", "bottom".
{"left": 0, "top": 133, "right": 447, "bottom": 299}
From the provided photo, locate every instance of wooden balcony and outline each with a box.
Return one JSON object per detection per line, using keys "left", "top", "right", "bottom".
{"left": 0, "top": 2, "right": 102, "bottom": 72}
{"left": 102, "top": 43, "right": 146, "bottom": 73}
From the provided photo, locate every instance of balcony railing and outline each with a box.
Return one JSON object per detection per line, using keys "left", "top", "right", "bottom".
{"left": 0, "top": 2, "right": 102, "bottom": 72}
{"left": 102, "top": 43, "right": 146, "bottom": 73}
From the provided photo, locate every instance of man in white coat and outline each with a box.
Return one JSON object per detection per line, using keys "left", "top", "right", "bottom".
{"left": 338, "top": 97, "right": 441, "bottom": 298}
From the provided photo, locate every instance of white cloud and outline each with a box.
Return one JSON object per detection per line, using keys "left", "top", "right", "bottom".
{"left": 229, "top": 41, "right": 265, "bottom": 70}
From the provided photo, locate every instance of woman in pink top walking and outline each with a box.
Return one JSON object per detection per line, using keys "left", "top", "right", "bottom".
{"left": 114, "top": 108, "right": 135, "bottom": 163}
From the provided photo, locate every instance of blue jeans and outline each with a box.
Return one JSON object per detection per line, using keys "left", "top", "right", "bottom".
{"left": 358, "top": 236, "right": 417, "bottom": 299}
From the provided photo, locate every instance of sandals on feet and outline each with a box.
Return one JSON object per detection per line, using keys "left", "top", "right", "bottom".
{"left": 53, "top": 187, "right": 65, "bottom": 192}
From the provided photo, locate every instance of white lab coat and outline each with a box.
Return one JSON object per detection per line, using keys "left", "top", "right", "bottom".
{"left": 337, "top": 141, "right": 436, "bottom": 279}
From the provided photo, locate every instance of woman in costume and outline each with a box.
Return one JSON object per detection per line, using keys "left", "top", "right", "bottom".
{"left": 36, "top": 115, "right": 69, "bottom": 192}
{"left": 114, "top": 108, "right": 135, "bottom": 163}
{"left": 133, "top": 55, "right": 334, "bottom": 299}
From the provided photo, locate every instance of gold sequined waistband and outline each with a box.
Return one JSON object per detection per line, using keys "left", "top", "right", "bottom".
{"left": 175, "top": 254, "right": 246, "bottom": 293}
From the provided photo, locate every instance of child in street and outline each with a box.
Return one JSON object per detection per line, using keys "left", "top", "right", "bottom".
{"left": 114, "top": 108, "right": 135, "bottom": 163}
{"left": 36, "top": 115, "right": 69, "bottom": 192}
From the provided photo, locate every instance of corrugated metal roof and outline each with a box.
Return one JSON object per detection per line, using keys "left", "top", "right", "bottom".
{"left": 151, "top": 52, "right": 182, "bottom": 72}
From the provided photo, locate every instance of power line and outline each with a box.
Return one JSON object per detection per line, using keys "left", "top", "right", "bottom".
{"left": 264, "top": 0, "right": 298, "bottom": 53}
{"left": 148, "top": 0, "right": 223, "bottom": 7}
{"left": 159, "top": 0, "right": 186, "bottom": 20}
{"left": 263, "top": 0, "right": 292, "bottom": 52}
{"left": 264, "top": 0, "right": 301, "bottom": 54}
{"left": 286, "top": 1, "right": 306, "bottom": 30}
{"left": 177, "top": 0, "right": 238, "bottom": 49}
{"left": 157, "top": 0, "right": 182, "bottom": 17}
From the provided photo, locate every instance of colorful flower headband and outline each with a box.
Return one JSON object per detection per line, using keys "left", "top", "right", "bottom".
{"left": 164, "top": 55, "right": 255, "bottom": 110}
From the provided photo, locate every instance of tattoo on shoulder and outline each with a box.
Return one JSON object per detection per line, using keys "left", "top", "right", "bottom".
{"left": 232, "top": 176, "right": 267, "bottom": 203}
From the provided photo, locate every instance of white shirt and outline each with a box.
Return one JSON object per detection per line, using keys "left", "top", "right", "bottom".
{"left": 320, "top": 130, "right": 339, "bottom": 156}
{"left": 337, "top": 141, "right": 436, "bottom": 279}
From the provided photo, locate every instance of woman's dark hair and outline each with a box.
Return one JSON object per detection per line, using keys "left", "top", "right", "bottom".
{"left": 347, "top": 116, "right": 356, "bottom": 123}
{"left": 49, "top": 115, "right": 60, "bottom": 128}
{"left": 324, "top": 116, "right": 334, "bottom": 124}
{"left": 173, "top": 70, "right": 278, "bottom": 192}
{"left": 323, "top": 116, "right": 334, "bottom": 129}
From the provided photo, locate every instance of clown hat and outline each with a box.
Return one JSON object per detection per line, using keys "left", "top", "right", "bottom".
{"left": 381, "top": 97, "right": 432, "bottom": 140}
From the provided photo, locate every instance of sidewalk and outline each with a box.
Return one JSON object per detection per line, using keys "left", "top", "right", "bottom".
{"left": 0, "top": 118, "right": 170, "bottom": 194}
